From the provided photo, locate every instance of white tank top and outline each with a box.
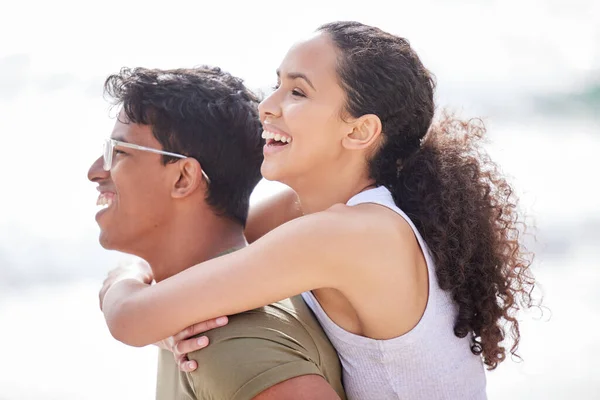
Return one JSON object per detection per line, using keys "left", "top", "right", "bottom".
{"left": 302, "top": 186, "right": 487, "bottom": 400}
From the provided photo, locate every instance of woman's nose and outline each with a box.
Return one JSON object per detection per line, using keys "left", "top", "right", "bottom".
{"left": 258, "top": 90, "right": 282, "bottom": 122}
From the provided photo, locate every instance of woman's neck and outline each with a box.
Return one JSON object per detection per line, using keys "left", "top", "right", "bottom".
{"left": 291, "top": 174, "right": 376, "bottom": 215}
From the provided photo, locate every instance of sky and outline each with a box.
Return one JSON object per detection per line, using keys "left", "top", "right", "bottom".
{"left": 2, "top": 0, "right": 598, "bottom": 91}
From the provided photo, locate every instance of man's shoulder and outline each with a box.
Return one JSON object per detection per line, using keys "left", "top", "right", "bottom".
{"left": 201, "top": 295, "right": 318, "bottom": 343}
{"left": 181, "top": 296, "right": 344, "bottom": 400}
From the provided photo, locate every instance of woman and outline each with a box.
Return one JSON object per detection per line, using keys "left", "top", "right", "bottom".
{"left": 100, "top": 21, "right": 535, "bottom": 399}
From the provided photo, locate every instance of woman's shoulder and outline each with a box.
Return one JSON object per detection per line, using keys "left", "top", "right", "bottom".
{"left": 251, "top": 200, "right": 419, "bottom": 277}
{"left": 324, "top": 201, "right": 417, "bottom": 249}
{"left": 295, "top": 203, "right": 402, "bottom": 243}
{"left": 272, "top": 202, "right": 417, "bottom": 279}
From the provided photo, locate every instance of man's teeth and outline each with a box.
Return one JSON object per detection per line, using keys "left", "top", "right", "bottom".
{"left": 261, "top": 130, "right": 292, "bottom": 143}
{"left": 96, "top": 196, "right": 114, "bottom": 208}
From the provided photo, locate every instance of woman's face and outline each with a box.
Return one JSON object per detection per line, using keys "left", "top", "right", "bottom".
{"left": 258, "top": 33, "right": 354, "bottom": 187}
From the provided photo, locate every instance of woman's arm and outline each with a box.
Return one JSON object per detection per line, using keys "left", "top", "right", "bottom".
{"left": 245, "top": 186, "right": 302, "bottom": 243}
{"left": 102, "top": 207, "right": 363, "bottom": 347}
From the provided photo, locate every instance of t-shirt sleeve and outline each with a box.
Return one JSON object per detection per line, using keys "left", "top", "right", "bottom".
{"left": 183, "top": 312, "right": 326, "bottom": 400}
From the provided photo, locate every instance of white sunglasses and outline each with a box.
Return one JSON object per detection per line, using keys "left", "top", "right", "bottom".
{"left": 103, "top": 138, "right": 211, "bottom": 184}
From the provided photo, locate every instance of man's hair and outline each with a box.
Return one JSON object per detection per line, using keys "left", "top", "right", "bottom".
{"left": 103, "top": 66, "right": 264, "bottom": 225}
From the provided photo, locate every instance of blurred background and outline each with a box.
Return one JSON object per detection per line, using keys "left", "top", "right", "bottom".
{"left": 0, "top": 0, "right": 598, "bottom": 398}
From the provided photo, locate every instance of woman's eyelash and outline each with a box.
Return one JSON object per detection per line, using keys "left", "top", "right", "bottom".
{"left": 272, "top": 84, "right": 305, "bottom": 97}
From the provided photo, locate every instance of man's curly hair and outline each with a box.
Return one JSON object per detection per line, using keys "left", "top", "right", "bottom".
{"left": 103, "top": 66, "right": 264, "bottom": 226}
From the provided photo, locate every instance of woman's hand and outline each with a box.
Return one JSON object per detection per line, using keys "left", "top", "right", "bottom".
{"left": 155, "top": 317, "right": 229, "bottom": 372}
{"left": 99, "top": 259, "right": 154, "bottom": 311}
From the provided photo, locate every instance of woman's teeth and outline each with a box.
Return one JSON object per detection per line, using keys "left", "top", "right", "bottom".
{"left": 261, "top": 130, "right": 292, "bottom": 143}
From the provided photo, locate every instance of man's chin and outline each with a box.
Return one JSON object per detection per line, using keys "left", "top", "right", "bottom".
{"left": 98, "top": 232, "right": 142, "bottom": 258}
{"left": 98, "top": 233, "right": 112, "bottom": 250}
{"left": 98, "top": 230, "right": 119, "bottom": 251}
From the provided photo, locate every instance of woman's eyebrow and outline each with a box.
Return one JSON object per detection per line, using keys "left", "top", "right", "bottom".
{"left": 276, "top": 69, "right": 316, "bottom": 90}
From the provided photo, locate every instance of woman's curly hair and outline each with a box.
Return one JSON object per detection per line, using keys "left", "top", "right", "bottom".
{"left": 320, "top": 21, "right": 536, "bottom": 369}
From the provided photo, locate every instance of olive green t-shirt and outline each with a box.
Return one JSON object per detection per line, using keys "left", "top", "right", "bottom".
{"left": 155, "top": 295, "right": 346, "bottom": 400}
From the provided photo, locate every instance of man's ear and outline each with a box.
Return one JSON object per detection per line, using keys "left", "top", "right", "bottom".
{"left": 341, "top": 114, "right": 382, "bottom": 150}
{"left": 171, "top": 158, "right": 206, "bottom": 199}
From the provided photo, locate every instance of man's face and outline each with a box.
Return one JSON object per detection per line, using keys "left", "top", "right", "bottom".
{"left": 88, "top": 111, "right": 176, "bottom": 253}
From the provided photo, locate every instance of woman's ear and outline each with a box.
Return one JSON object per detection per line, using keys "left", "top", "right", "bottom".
{"left": 342, "top": 114, "right": 382, "bottom": 150}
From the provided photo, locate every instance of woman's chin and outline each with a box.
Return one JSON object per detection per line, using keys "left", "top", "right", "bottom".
{"left": 260, "top": 161, "right": 283, "bottom": 182}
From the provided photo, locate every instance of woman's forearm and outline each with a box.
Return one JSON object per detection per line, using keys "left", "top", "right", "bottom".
{"left": 102, "top": 279, "right": 155, "bottom": 347}
{"left": 100, "top": 211, "right": 351, "bottom": 347}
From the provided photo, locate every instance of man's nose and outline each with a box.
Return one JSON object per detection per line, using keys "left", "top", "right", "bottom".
{"left": 88, "top": 156, "right": 109, "bottom": 183}
{"left": 258, "top": 91, "right": 282, "bottom": 122}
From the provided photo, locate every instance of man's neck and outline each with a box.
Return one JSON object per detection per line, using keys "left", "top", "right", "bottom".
{"left": 141, "top": 213, "right": 247, "bottom": 282}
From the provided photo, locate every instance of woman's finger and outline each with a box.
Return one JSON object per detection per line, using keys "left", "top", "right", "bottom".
{"left": 175, "top": 354, "right": 197, "bottom": 372}
{"left": 172, "top": 317, "right": 228, "bottom": 342}
{"left": 173, "top": 336, "right": 209, "bottom": 357}
{"left": 180, "top": 359, "right": 198, "bottom": 372}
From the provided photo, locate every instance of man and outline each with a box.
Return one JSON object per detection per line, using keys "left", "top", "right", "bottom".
{"left": 88, "top": 67, "right": 345, "bottom": 399}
